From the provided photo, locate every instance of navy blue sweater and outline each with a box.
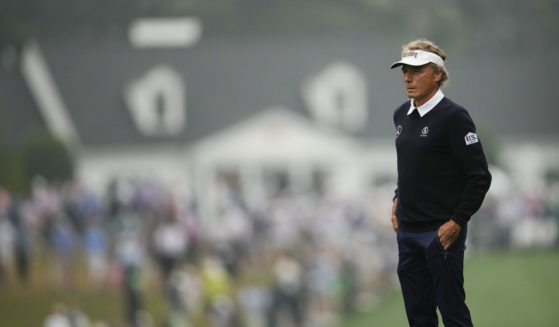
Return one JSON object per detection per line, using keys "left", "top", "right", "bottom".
{"left": 393, "top": 97, "right": 492, "bottom": 232}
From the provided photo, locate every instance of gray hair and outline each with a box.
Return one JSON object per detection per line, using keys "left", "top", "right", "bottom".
{"left": 401, "top": 38, "right": 449, "bottom": 88}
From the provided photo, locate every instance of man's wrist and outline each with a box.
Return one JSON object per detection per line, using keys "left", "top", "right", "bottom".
{"left": 450, "top": 215, "right": 468, "bottom": 227}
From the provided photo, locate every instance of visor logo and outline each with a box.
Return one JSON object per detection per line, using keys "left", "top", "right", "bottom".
{"left": 403, "top": 51, "right": 418, "bottom": 58}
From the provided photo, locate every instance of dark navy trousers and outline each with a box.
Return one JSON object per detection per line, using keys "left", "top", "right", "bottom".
{"left": 397, "top": 226, "right": 473, "bottom": 327}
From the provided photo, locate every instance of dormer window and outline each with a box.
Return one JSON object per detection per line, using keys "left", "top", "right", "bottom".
{"left": 302, "top": 61, "right": 368, "bottom": 132}
{"left": 124, "top": 65, "right": 185, "bottom": 136}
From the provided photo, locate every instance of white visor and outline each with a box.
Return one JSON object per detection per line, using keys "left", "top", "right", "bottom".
{"left": 390, "top": 50, "right": 445, "bottom": 69}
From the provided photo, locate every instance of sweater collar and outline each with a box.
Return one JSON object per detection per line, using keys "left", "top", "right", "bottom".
{"left": 407, "top": 89, "right": 445, "bottom": 117}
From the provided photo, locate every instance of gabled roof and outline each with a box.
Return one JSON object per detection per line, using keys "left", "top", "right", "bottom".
{"left": 2, "top": 35, "right": 558, "bottom": 149}
{"left": 37, "top": 35, "right": 403, "bottom": 147}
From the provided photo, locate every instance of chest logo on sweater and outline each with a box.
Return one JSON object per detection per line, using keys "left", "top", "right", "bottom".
{"left": 465, "top": 132, "right": 479, "bottom": 145}
{"left": 396, "top": 125, "right": 402, "bottom": 137}
{"left": 420, "top": 127, "right": 429, "bottom": 137}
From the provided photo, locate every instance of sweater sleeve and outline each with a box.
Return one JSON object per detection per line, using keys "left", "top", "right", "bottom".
{"left": 447, "top": 109, "right": 492, "bottom": 226}
{"left": 393, "top": 109, "right": 399, "bottom": 201}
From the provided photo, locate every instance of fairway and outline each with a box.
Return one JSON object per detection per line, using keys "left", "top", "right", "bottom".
{"left": 338, "top": 250, "right": 559, "bottom": 327}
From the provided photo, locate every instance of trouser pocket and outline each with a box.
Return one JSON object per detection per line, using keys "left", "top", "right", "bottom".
{"left": 427, "top": 230, "right": 448, "bottom": 259}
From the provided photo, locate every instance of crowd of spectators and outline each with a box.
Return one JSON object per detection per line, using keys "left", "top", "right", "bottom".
{"left": 0, "top": 173, "right": 558, "bottom": 327}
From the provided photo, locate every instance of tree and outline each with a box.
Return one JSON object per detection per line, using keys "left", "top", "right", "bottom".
{"left": 21, "top": 131, "right": 74, "bottom": 185}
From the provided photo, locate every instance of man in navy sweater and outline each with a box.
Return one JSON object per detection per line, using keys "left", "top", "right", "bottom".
{"left": 390, "top": 39, "right": 492, "bottom": 326}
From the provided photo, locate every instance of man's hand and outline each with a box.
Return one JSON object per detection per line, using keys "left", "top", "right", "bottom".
{"left": 391, "top": 198, "right": 399, "bottom": 232}
{"left": 438, "top": 219, "right": 462, "bottom": 250}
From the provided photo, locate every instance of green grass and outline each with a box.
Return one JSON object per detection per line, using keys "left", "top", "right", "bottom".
{"left": 0, "top": 255, "right": 168, "bottom": 327}
{"left": 1, "top": 250, "right": 558, "bottom": 326}
{"left": 339, "top": 250, "right": 559, "bottom": 327}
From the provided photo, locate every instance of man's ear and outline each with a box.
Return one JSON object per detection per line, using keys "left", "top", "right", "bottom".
{"left": 434, "top": 70, "right": 443, "bottom": 82}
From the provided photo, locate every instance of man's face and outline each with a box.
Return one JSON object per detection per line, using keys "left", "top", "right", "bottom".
{"left": 402, "top": 64, "right": 441, "bottom": 106}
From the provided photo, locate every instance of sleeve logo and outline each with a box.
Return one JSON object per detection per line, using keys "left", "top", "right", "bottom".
{"left": 464, "top": 132, "right": 479, "bottom": 145}
{"left": 396, "top": 125, "right": 402, "bottom": 137}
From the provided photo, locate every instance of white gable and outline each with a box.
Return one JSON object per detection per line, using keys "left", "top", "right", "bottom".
{"left": 192, "top": 107, "right": 358, "bottom": 164}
